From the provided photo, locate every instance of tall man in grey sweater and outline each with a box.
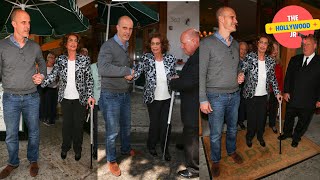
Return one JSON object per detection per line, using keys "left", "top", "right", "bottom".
{"left": 0, "top": 10, "right": 46, "bottom": 178}
{"left": 200, "top": 7, "right": 244, "bottom": 178}
{"left": 98, "top": 16, "right": 135, "bottom": 177}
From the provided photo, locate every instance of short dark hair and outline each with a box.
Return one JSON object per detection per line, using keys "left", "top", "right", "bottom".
{"left": 60, "top": 33, "right": 81, "bottom": 55}
{"left": 145, "top": 32, "right": 170, "bottom": 54}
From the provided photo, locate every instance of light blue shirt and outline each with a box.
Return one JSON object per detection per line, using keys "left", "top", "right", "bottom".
{"left": 9, "top": 34, "right": 28, "bottom": 48}
{"left": 113, "top": 34, "right": 129, "bottom": 51}
{"left": 214, "top": 31, "right": 233, "bottom": 47}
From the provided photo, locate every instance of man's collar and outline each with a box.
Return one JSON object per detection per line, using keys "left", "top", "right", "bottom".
{"left": 113, "top": 34, "right": 129, "bottom": 50}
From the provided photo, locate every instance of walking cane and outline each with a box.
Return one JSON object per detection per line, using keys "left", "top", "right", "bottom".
{"left": 162, "top": 91, "right": 175, "bottom": 160}
{"left": 278, "top": 101, "right": 282, "bottom": 154}
{"left": 90, "top": 105, "right": 94, "bottom": 169}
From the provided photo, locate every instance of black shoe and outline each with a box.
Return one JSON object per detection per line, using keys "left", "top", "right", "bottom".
{"left": 271, "top": 127, "right": 278, "bottom": 134}
{"left": 75, "top": 153, "right": 81, "bottom": 161}
{"left": 175, "top": 143, "right": 184, "bottom": 150}
{"left": 291, "top": 141, "right": 299, "bottom": 148}
{"left": 148, "top": 149, "right": 158, "bottom": 157}
{"left": 178, "top": 169, "right": 199, "bottom": 178}
{"left": 278, "top": 134, "right": 292, "bottom": 140}
{"left": 246, "top": 139, "right": 252, "bottom": 148}
{"left": 238, "top": 122, "right": 246, "bottom": 130}
{"left": 61, "top": 151, "right": 67, "bottom": 159}
{"left": 259, "top": 140, "right": 266, "bottom": 147}
{"left": 164, "top": 152, "right": 171, "bottom": 161}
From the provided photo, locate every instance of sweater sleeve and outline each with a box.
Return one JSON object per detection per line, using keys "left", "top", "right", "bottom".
{"left": 97, "top": 41, "right": 131, "bottom": 77}
{"left": 199, "top": 40, "right": 210, "bottom": 103}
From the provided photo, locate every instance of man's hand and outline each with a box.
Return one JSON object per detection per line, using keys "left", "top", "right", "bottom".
{"left": 125, "top": 69, "right": 134, "bottom": 80}
{"left": 283, "top": 93, "right": 290, "bottom": 102}
{"left": 200, "top": 102, "right": 213, "bottom": 114}
{"left": 237, "top": 72, "right": 245, "bottom": 84}
{"left": 32, "top": 73, "right": 44, "bottom": 85}
{"left": 316, "top": 101, "right": 320, "bottom": 108}
{"left": 276, "top": 94, "right": 283, "bottom": 103}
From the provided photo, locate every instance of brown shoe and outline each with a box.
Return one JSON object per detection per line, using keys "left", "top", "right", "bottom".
{"left": 29, "top": 162, "right": 39, "bottom": 177}
{"left": 0, "top": 165, "right": 18, "bottom": 179}
{"left": 121, "top": 149, "right": 138, "bottom": 156}
{"left": 230, "top": 152, "right": 243, "bottom": 164}
{"left": 211, "top": 162, "right": 220, "bottom": 177}
{"left": 108, "top": 162, "right": 121, "bottom": 176}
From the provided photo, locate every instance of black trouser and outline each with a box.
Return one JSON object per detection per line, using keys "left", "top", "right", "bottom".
{"left": 183, "top": 126, "right": 199, "bottom": 173}
{"left": 283, "top": 106, "right": 314, "bottom": 142}
{"left": 238, "top": 95, "right": 246, "bottom": 124}
{"left": 60, "top": 99, "right": 86, "bottom": 154}
{"left": 147, "top": 99, "right": 171, "bottom": 152}
{"left": 268, "top": 92, "right": 278, "bottom": 127}
{"left": 246, "top": 95, "right": 268, "bottom": 141}
{"left": 40, "top": 87, "right": 58, "bottom": 124}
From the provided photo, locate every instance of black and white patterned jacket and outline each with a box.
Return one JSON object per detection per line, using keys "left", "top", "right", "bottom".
{"left": 133, "top": 53, "right": 176, "bottom": 104}
{"left": 242, "top": 52, "right": 280, "bottom": 99}
{"left": 41, "top": 54, "right": 94, "bottom": 106}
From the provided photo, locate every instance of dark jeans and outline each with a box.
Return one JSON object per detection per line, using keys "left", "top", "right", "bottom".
{"left": 60, "top": 99, "right": 86, "bottom": 154}
{"left": 146, "top": 99, "right": 171, "bottom": 152}
{"left": 183, "top": 126, "right": 199, "bottom": 173}
{"left": 246, "top": 95, "right": 268, "bottom": 141}
{"left": 283, "top": 106, "right": 314, "bottom": 142}
{"left": 40, "top": 87, "right": 58, "bottom": 124}
{"left": 268, "top": 92, "right": 278, "bottom": 127}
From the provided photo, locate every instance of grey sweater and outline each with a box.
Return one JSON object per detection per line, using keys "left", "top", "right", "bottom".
{"left": 199, "top": 35, "right": 240, "bottom": 102}
{"left": 97, "top": 38, "right": 132, "bottom": 93}
{"left": 0, "top": 38, "right": 46, "bottom": 94}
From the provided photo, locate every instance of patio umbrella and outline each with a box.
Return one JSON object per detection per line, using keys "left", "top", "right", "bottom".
{"left": 0, "top": 0, "right": 90, "bottom": 36}
{"left": 97, "top": 1, "right": 159, "bottom": 40}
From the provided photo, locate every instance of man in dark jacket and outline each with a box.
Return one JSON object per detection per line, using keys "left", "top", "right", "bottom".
{"left": 170, "top": 28, "right": 199, "bottom": 178}
{"left": 279, "top": 34, "right": 320, "bottom": 147}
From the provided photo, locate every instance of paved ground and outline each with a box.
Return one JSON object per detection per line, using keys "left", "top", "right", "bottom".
{"left": 200, "top": 112, "right": 320, "bottom": 180}
{"left": 0, "top": 90, "right": 319, "bottom": 179}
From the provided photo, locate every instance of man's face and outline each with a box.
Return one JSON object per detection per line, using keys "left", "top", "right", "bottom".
{"left": 220, "top": 8, "right": 238, "bottom": 33}
{"left": 303, "top": 38, "right": 316, "bottom": 56}
{"left": 239, "top": 44, "right": 248, "bottom": 60}
{"left": 180, "top": 35, "right": 197, "bottom": 56}
{"left": 116, "top": 18, "right": 133, "bottom": 43}
{"left": 47, "top": 54, "right": 56, "bottom": 67}
{"left": 12, "top": 11, "right": 30, "bottom": 38}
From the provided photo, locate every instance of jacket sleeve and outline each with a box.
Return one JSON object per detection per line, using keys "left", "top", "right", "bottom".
{"left": 133, "top": 55, "right": 146, "bottom": 81}
{"left": 170, "top": 61, "right": 199, "bottom": 91}
{"left": 284, "top": 56, "right": 295, "bottom": 94}
{"left": 97, "top": 41, "right": 131, "bottom": 77}
{"left": 41, "top": 58, "right": 59, "bottom": 88}
{"left": 85, "top": 57, "right": 94, "bottom": 99}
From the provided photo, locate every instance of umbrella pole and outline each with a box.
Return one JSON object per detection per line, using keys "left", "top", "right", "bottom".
{"left": 106, "top": 3, "right": 111, "bottom": 41}
{"left": 162, "top": 91, "right": 175, "bottom": 160}
{"left": 90, "top": 106, "right": 94, "bottom": 169}
{"left": 279, "top": 101, "right": 282, "bottom": 154}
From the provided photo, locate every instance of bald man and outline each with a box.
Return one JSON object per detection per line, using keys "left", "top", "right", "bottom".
{"left": 199, "top": 7, "right": 243, "bottom": 177}
{"left": 97, "top": 15, "right": 135, "bottom": 177}
{"left": 0, "top": 9, "right": 46, "bottom": 178}
{"left": 170, "top": 28, "right": 199, "bottom": 178}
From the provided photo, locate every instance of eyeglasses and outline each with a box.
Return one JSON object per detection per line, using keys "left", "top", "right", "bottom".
{"left": 258, "top": 41, "right": 269, "bottom": 45}
{"left": 151, "top": 42, "right": 161, "bottom": 46}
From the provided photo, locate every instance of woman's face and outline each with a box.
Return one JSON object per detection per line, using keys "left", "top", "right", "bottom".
{"left": 257, "top": 37, "right": 269, "bottom": 54}
{"left": 65, "top": 35, "right": 78, "bottom": 52}
{"left": 150, "top": 37, "right": 162, "bottom": 55}
{"left": 271, "top": 43, "right": 279, "bottom": 58}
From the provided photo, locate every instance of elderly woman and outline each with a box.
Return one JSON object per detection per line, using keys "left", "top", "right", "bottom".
{"left": 41, "top": 33, "right": 95, "bottom": 161}
{"left": 268, "top": 41, "right": 283, "bottom": 134}
{"left": 39, "top": 52, "right": 58, "bottom": 126}
{"left": 133, "top": 32, "right": 176, "bottom": 161}
{"left": 241, "top": 34, "right": 282, "bottom": 148}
